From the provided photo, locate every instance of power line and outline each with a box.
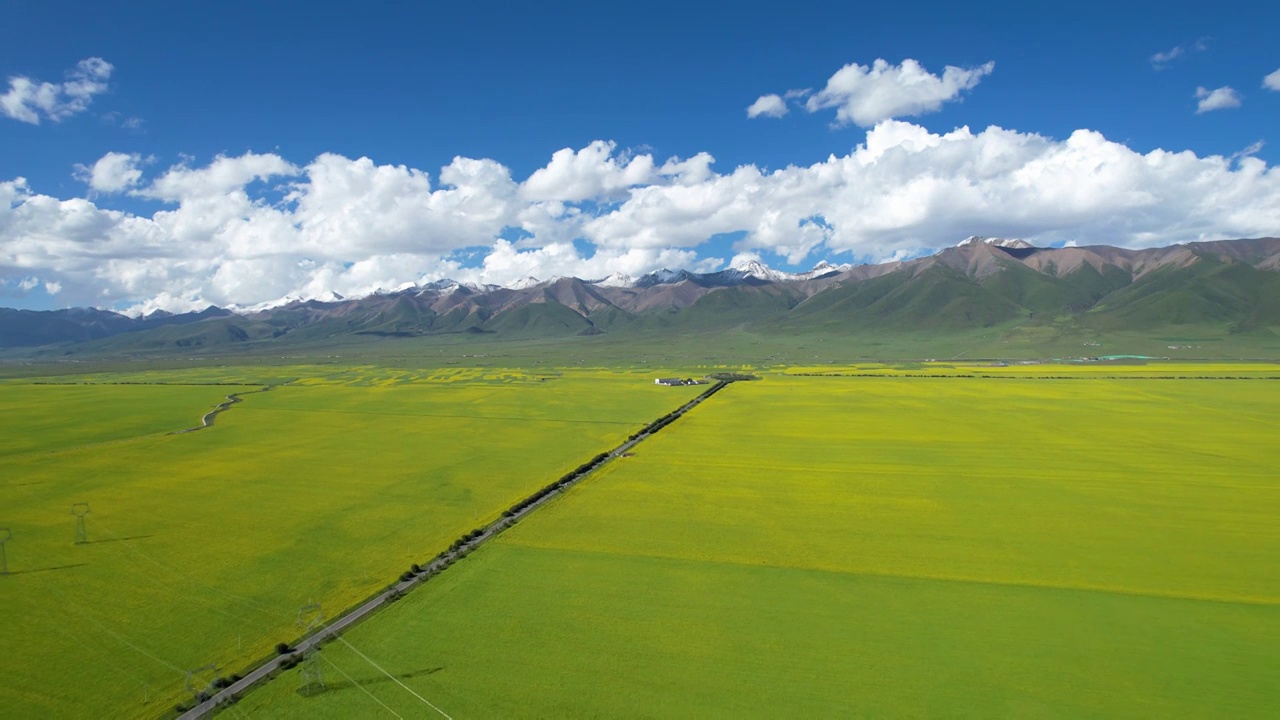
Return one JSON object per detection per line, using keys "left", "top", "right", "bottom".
{"left": 296, "top": 604, "right": 326, "bottom": 695}
{"left": 86, "top": 512, "right": 288, "bottom": 620}
{"left": 335, "top": 636, "right": 453, "bottom": 719}
{"left": 318, "top": 653, "right": 404, "bottom": 719}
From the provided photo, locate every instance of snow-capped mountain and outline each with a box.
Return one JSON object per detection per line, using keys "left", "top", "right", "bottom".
{"left": 592, "top": 272, "right": 636, "bottom": 288}
{"left": 722, "top": 258, "right": 853, "bottom": 284}
{"left": 726, "top": 258, "right": 796, "bottom": 283}
{"left": 585, "top": 259, "right": 853, "bottom": 290}
{"left": 957, "top": 236, "right": 1034, "bottom": 249}
{"left": 508, "top": 276, "right": 542, "bottom": 290}
{"left": 632, "top": 268, "right": 695, "bottom": 288}
{"left": 796, "top": 260, "right": 854, "bottom": 280}
{"left": 415, "top": 279, "right": 497, "bottom": 295}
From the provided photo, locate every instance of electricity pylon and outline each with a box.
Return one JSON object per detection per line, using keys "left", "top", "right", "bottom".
{"left": 296, "top": 604, "right": 326, "bottom": 695}
{"left": 184, "top": 664, "right": 218, "bottom": 703}
{"left": 71, "top": 503, "right": 90, "bottom": 544}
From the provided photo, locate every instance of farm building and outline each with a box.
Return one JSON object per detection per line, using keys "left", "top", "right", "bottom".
{"left": 654, "top": 378, "right": 699, "bottom": 386}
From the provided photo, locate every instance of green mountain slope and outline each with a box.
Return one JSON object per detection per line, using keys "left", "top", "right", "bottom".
{"left": 8, "top": 238, "right": 1278, "bottom": 359}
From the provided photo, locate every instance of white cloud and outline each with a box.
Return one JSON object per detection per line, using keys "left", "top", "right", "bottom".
{"left": 520, "top": 141, "right": 656, "bottom": 202}
{"left": 746, "top": 94, "right": 788, "bottom": 119}
{"left": 3, "top": 127, "right": 1279, "bottom": 313}
{"left": 1150, "top": 38, "right": 1209, "bottom": 69}
{"left": 802, "top": 58, "right": 995, "bottom": 127}
{"left": 1, "top": 58, "right": 113, "bottom": 125}
{"left": 457, "top": 240, "right": 719, "bottom": 288}
{"left": 1195, "top": 86, "right": 1242, "bottom": 113}
{"left": 578, "top": 121, "right": 1280, "bottom": 262}
{"left": 73, "top": 152, "right": 146, "bottom": 192}
{"left": 1150, "top": 45, "right": 1185, "bottom": 68}
{"left": 1231, "top": 140, "right": 1265, "bottom": 163}
{"left": 290, "top": 153, "right": 518, "bottom": 256}
{"left": 101, "top": 111, "right": 144, "bottom": 131}
{"left": 140, "top": 152, "right": 299, "bottom": 202}
{"left": 1264, "top": 68, "right": 1280, "bottom": 91}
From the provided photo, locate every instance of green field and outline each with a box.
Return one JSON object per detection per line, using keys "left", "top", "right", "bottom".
{"left": 0, "top": 367, "right": 702, "bottom": 717}
{"left": 234, "top": 371, "right": 1279, "bottom": 718}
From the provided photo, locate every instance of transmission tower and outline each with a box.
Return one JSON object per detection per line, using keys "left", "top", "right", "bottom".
{"left": 296, "top": 603, "right": 326, "bottom": 695}
{"left": 184, "top": 663, "right": 218, "bottom": 703}
{"left": 296, "top": 603, "right": 324, "bottom": 633}
{"left": 0, "top": 528, "right": 10, "bottom": 575}
{"left": 71, "top": 503, "right": 90, "bottom": 544}
{"left": 299, "top": 651, "right": 327, "bottom": 695}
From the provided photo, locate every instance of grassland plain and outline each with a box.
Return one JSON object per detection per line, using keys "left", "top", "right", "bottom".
{"left": 0, "top": 366, "right": 703, "bottom": 718}
{"left": 235, "top": 370, "right": 1278, "bottom": 718}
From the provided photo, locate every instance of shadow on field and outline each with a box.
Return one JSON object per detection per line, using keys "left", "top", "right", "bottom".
{"left": 296, "top": 667, "right": 444, "bottom": 698}
{"left": 87, "top": 534, "right": 154, "bottom": 544}
{"left": 5, "top": 563, "right": 88, "bottom": 575}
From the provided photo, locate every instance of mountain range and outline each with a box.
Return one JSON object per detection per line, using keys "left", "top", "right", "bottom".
{"left": 3, "top": 236, "right": 1278, "bottom": 355}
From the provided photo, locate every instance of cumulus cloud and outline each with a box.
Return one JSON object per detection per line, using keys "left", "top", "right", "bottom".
{"left": 520, "top": 141, "right": 656, "bottom": 202}
{"left": 746, "top": 94, "right": 788, "bottom": 118}
{"left": 1264, "top": 68, "right": 1280, "bottom": 91}
{"left": 803, "top": 58, "right": 995, "bottom": 127}
{"left": 73, "top": 152, "right": 146, "bottom": 192}
{"left": 1, "top": 58, "right": 113, "bottom": 124}
{"left": 460, "top": 240, "right": 719, "bottom": 287}
{"left": 1195, "top": 86, "right": 1242, "bottom": 113}
{"left": 3, "top": 125, "right": 1279, "bottom": 313}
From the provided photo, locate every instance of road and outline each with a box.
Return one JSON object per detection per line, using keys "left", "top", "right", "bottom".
{"left": 178, "top": 380, "right": 728, "bottom": 719}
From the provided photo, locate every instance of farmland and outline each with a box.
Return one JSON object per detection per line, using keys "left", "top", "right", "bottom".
{"left": 234, "top": 370, "right": 1279, "bottom": 718}
{"left": 0, "top": 366, "right": 703, "bottom": 717}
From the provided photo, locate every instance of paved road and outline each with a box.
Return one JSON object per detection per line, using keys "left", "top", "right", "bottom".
{"left": 178, "top": 381, "right": 727, "bottom": 719}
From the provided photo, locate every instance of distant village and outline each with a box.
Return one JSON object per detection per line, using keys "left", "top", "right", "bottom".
{"left": 654, "top": 377, "right": 705, "bottom": 386}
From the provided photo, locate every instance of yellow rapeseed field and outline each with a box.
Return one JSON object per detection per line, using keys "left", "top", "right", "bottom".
{"left": 236, "top": 368, "right": 1279, "bottom": 718}
{"left": 0, "top": 366, "right": 701, "bottom": 718}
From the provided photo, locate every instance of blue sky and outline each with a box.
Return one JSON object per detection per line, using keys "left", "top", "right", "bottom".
{"left": 2, "top": 0, "right": 1278, "bottom": 311}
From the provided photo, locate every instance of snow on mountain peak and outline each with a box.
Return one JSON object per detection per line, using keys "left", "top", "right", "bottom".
{"left": 593, "top": 272, "right": 636, "bottom": 288}
{"left": 725, "top": 257, "right": 851, "bottom": 282}
{"left": 727, "top": 258, "right": 791, "bottom": 282}
{"left": 508, "top": 276, "right": 542, "bottom": 290}
{"left": 729, "top": 258, "right": 768, "bottom": 272}
{"left": 958, "top": 236, "right": 1034, "bottom": 249}
{"left": 795, "top": 260, "right": 852, "bottom": 280}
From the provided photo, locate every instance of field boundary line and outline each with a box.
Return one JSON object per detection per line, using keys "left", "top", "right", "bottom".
{"left": 175, "top": 380, "right": 732, "bottom": 719}
{"left": 502, "top": 542, "right": 1280, "bottom": 608}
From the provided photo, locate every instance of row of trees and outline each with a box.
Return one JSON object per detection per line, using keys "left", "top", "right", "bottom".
{"left": 500, "top": 450, "right": 611, "bottom": 520}
{"left": 627, "top": 381, "right": 727, "bottom": 441}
